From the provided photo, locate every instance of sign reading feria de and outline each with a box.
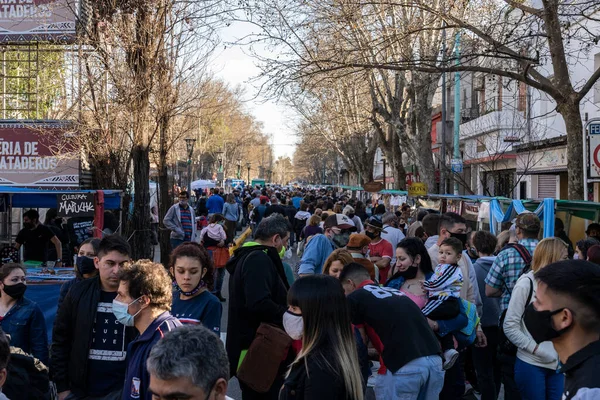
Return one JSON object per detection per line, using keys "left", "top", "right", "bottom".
{"left": 0, "top": 0, "right": 77, "bottom": 43}
{"left": 0, "top": 122, "right": 78, "bottom": 187}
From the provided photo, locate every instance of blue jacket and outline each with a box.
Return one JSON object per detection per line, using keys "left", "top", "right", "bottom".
{"left": 0, "top": 296, "right": 48, "bottom": 365}
{"left": 206, "top": 195, "right": 224, "bottom": 215}
{"left": 122, "top": 312, "right": 182, "bottom": 400}
{"left": 298, "top": 234, "right": 336, "bottom": 274}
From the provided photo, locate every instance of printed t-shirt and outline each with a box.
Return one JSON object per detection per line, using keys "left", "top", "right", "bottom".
{"left": 87, "top": 290, "right": 128, "bottom": 396}
{"left": 347, "top": 282, "right": 440, "bottom": 374}
{"left": 171, "top": 290, "right": 223, "bottom": 333}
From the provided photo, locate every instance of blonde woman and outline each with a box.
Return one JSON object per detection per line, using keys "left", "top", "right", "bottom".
{"left": 504, "top": 237, "right": 568, "bottom": 400}
{"left": 280, "top": 275, "right": 364, "bottom": 400}
{"left": 322, "top": 249, "right": 354, "bottom": 279}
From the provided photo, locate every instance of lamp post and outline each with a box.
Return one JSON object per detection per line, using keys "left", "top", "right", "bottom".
{"left": 215, "top": 150, "right": 223, "bottom": 185}
{"left": 237, "top": 159, "right": 241, "bottom": 179}
{"left": 184, "top": 138, "right": 196, "bottom": 192}
{"left": 246, "top": 162, "right": 251, "bottom": 184}
{"left": 381, "top": 153, "right": 387, "bottom": 190}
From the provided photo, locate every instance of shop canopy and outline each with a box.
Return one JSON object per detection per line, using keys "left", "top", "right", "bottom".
{"left": 191, "top": 180, "right": 216, "bottom": 190}
{"left": 0, "top": 187, "right": 123, "bottom": 210}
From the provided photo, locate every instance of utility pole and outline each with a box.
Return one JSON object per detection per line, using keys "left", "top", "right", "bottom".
{"left": 441, "top": 23, "right": 447, "bottom": 194}
{"left": 453, "top": 31, "right": 461, "bottom": 195}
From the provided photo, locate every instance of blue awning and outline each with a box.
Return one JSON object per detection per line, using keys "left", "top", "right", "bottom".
{"left": 0, "top": 187, "right": 122, "bottom": 210}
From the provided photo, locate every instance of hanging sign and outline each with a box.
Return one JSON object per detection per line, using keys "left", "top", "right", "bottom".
{"left": 57, "top": 193, "right": 95, "bottom": 217}
{"left": 408, "top": 182, "right": 428, "bottom": 197}
{"left": 363, "top": 181, "right": 384, "bottom": 193}
{"left": 451, "top": 158, "right": 463, "bottom": 173}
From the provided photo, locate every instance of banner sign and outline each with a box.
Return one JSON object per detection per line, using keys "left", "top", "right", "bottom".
{"left": 57, "top": 193, "right": 94, "bottom": 217}
{"left": 363, "top": 181, "right": 384, "bottom": 193}
{"left": 0, "top": 0, "right": 77, "bottom": 43}
{"left": 408, "top": 182, "right": 428, "bottom": 197}
{"left": 0, "top": 122, "right": 79, "bottom": 187}
{"left": 589, "top": 135, "right": 600, "bottom": 178}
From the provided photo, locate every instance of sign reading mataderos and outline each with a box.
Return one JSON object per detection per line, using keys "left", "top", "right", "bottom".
{"left": 0, "top": 122, "right": 79, "bottom": 187}
{"left": 57, "top": 193, "right": 94, "bottom": 217}
{"left": 0, "top": 0, "right": 77, "bottom": 43}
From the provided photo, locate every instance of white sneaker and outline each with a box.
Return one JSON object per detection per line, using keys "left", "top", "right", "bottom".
{"left": 443, "top": 349, "right": 459, "bottom": 370}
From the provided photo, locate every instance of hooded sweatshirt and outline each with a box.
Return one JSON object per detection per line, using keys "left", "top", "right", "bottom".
{"left": 473, "top": 256, "right": 501, "bottom": 327}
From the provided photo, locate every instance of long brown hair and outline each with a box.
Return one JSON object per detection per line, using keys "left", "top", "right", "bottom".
{"left": 322, "top": 249, "right": 354, "bottom": 276}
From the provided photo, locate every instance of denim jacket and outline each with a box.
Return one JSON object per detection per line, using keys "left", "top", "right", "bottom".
{"left": 298, "top": 234, "right": 335, "bottom": 275}
{"left": 0, "top": 296, "right": 48, "bottom": 365}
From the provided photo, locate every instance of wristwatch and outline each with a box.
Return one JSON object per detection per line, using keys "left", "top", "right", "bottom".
{"left": 55, "top": 259, "right": 62, "bottom": 263}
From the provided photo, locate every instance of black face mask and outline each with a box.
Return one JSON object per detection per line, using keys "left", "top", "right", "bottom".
{"left": 23, "top": 222, "right": 34, "bottom": 230}
{"left": 523, "top": 303, "right": 570, "bottom": 343}
{"left": 76, "top": 256, "right": 97, "bottom": 276}
{"left": 348, "top": 213, "right": 355, "bottom": 219}
{"left": 398, "top": 265, "right": 418, "bottom": 280}
{"left": 3, "top": 282, "right": 26, "bottom": 299}
{"left": 365, "top": 231, "right": 377, "bottom": 240}
{"left": 449, "top": 232, "right": 468, "bottom": 248}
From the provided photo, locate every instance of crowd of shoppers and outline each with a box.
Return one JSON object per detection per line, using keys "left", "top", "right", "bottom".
{"left": 0, "top": 185, "right": 599, "bottom": 400}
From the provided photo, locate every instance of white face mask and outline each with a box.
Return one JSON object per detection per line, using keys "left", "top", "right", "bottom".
{"left": 283, "top": 310, "right": 303, "bottom": 340}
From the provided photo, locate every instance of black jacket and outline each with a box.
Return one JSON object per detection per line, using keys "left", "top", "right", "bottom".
{"left": 50, "top": 276, "right": 137, "bottom": 395}
{"left": 225, "top": 244, "right": 290, "bottom": 378}
{"left": 279, "top": 351, "right": 349, "bottom": 400}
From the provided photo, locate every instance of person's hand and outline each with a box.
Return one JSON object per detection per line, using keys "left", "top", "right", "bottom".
{"left": 55, "top": 261, "right": 63, "bottom": 268}
{"left": 58, "top": 391, "right": 71, "bottom": 400}
{"left": 475, "top": 330, "right": 487, "bottom": 348}
{"left": 535, "top": 345, "right": 557, "bottom": 363}
{"left": 427, "top": 318, "right": 438, "bottom": 332}
{"left": 218, "top": 240, "right": 225, "bottom": 247}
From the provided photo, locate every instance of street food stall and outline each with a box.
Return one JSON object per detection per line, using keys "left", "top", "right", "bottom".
{"left": 0, "top": 187, "right": 124, "bottom": 340}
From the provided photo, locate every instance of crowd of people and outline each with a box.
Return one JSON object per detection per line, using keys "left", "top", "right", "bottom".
{"left": 0, "top": 185, "right": 597, "bottom": 400}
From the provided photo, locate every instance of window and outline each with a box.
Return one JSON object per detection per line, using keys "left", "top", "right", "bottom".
{"left": 477, "top": 139, "right": 487, "bottom": 153}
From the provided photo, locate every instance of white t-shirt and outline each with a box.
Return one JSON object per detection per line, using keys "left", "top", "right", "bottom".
{"left": 381, "top": 225, "right": 405, "bottom": 264}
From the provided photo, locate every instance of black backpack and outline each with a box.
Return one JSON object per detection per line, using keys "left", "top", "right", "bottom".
{"left": 497, "top": 243, "right": 533, "bottom": 357}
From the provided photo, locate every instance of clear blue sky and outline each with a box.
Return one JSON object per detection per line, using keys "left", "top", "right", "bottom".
{"left": 211, "top": 21, "right": 297, "bottom": 159}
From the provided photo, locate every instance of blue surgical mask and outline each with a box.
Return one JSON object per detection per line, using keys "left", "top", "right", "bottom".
{"left": 112, "top": 297, "right": 143, "bottom": 326}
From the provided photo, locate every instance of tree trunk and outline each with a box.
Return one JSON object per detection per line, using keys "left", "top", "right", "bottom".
{"left": 131, "top": 144, "right": 152, "bottom": 260}
{"left": 157, "top": 117, "right": 171, "bottom": 266}
{"left": 559, "top": 101, "right": 584, "bottom": 200}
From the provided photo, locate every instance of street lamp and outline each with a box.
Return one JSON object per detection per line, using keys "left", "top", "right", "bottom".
{"left": 381, "top": 153, "right": 387, "bottom": 190}
{"left": 214, "top": 150, "right": 224, "bottom": 185}
{"left": 246, "top": 162, "right": 251, "bottom": 184}
{"left": 184, "top": 138, "right": 196, "bottom": 192}
{"left": 237, "top": 158, "right": 242, "bottom": 179}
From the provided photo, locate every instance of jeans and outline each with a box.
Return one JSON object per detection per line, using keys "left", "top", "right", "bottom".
{"left": 170, "top": 238, "right": 184, "bottom": 250}
{"left": 374, "top": 355, "right": 444, "bottom": 400}
{"left": 514, "top": 358, "right": 564, "bottom": 400}
{"left": 472, "top": 326, "right": 502, "bottom": 400}
{"left": 440, "top": 352, "right": 465, "bottom": 400}
{"left": 213, "top": 267, "right": 226, "bottom": 294}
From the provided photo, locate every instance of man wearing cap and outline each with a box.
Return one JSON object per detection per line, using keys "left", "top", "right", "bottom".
{"left": 381, "top": 212, "right": 405, "bottom": 266}
{"left": 298, "top": 214, "right": 355, "bottom": 276}
{"left": 346, "top": 233, "right": 377, "bottom": 281}
{"left": 365, "top": 217, "right": 393, "bottom": 284}
{"left": 485, "top": 212, "right": 540, "bottom": 400}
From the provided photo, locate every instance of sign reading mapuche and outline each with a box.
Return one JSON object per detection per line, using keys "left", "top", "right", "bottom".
{"left": 0, "top": 0, "right": 77, "bottom": 43}
{"left": 57, "top": 193, "right": 94, "bottom": 217}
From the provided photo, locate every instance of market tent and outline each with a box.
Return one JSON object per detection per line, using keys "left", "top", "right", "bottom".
{"left": 191, "top": 179, "right": 216, "bottom": 190}
{"left": 0, "top": 186, "right": 122, "bottom": 209}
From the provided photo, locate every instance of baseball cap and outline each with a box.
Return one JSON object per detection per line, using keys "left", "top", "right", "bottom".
{"left": 346, "top": 234, "right": 371, "bottom": 249}
{"left": 515, "top": 212, "right": 541, "bottom": 233}
{"left": 323, "top": 214, "right": 355, "bottom": 230}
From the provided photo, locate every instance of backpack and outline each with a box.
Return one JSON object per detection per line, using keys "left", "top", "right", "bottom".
{"left": 3, "top": 347, "right": 52, "bottom": 400}
{"left": 497, "top": 243, "right": 533, "bottom": 357}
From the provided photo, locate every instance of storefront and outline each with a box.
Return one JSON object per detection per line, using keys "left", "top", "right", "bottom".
{"left": 515, "top": 137, "right": 568, "bottom": 199}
